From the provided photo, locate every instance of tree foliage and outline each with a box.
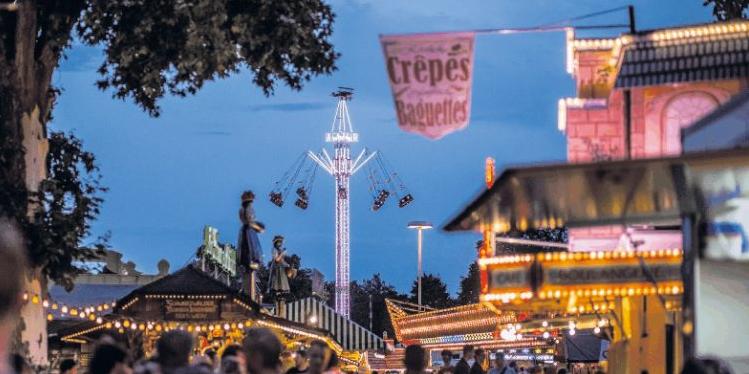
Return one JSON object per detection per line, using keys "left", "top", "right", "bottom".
{"left": 76, "top": 0, "right": 339, "bottom": 116}
{"left": 0, "top": 0, "right": 339, "bottom": 291}
{"left": 350, "top": 274, "right": 407, "bottom": 338}
{"left": 704, "top": 0, "right": 749, "bottom": 20}
{"left": 28, "top": 132, "right": 106, "bottom": 290}
{"left": 457, "top": 262, "right": 480, "bottom": 305}
{"left": 409, "top": 273, "right": 453, "bottom": 309}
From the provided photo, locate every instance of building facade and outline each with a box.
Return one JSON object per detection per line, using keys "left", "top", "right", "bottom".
{"left": 560, "top": 21, "right": 749, "bottom": 252}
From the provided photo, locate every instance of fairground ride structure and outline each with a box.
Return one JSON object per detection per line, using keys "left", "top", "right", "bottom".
{"left": 270, "top": 88, "right": 413, "bottom": 317}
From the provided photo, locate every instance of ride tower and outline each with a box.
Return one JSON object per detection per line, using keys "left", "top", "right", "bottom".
{"left": 307, "top": 88, "right": 376, "bottom": 317}
{"left": 269, "top": 88, "right": 413, "bottom": 318}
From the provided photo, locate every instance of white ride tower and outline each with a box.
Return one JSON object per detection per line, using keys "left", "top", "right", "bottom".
{"left": 307, "top": 88, "right": 376, "bottom": 317}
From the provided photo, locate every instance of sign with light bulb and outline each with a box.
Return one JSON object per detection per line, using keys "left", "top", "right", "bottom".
{"left": 479, "top": 250, "right": 684, "bottom": 305}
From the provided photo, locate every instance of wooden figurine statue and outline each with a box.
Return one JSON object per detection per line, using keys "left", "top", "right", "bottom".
{"left": 237, "top": 190, "right": 264, "bottom": 300}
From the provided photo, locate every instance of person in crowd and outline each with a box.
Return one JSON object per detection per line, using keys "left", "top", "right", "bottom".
{"left": 519, "top": 367, "right": 526, "bottom": 374}
{"left": 527, "top": 367, "right": 542, "bottom": 374}
{"left": 556, "top": 369, "right": 567, "bottom": 374}
{"left": 470, "top": 349, "right": 486, "bottom": 374}
{"left": 682, "top": 357, "right": 733, "bottom": 374}
{"left": 323, "top": 352, "right": 339, "bottom": 374}
{"left": 61, "top": 358, "right": 79, "bottom": 374}
{"left": 307, "top": 341, "right": 331, "bottom": 374}
{"left": 156, "top": 330, "right": 194, "bottom": 374}
{"left": 203, "top": 349, "right": 219, "bottom": 373}
{"left": 10, "top": 354, "right": 32, "bottom": 374}
{"left": 89, "top": 340, "right": 131, "bottom": 374}
{"left": 488, "top": 352, "right": 515, "bottom": 374}
{"left": 508, "top": 362, "right": 517, "bottom": 374}
{"left": 287, "top": 349, "right": 309, "bottom": 374}
{"left": 0, "top": 221, "right": 26, "bottom": 374}
{"left": 221, "top": 344, "right": 247, "bottom": 374}
{"left": 243, "top": 328, "right": 283, "bottom": 374}
{"left": 438, "top": 349, "right": 454, "bottom": 374}
{"left": 454, "top": 345, "right": 475, "bottom": 374}
{"left": 404, "top": 345, "right": 427, "bottom": 374}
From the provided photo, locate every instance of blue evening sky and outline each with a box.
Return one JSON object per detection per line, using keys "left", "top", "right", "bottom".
{"left": 52, "top": 1, "right": 713, "bottom": 295}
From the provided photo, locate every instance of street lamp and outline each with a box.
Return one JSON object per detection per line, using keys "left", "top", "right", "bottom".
{"left": 407, "top": 220, "right": 433, "bottom": 310}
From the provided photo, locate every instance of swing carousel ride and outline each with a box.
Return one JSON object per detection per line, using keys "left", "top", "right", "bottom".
{"left": 269, "top": 88, "right": 413, "bottom": 318}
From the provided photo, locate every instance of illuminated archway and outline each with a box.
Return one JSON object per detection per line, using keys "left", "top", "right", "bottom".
{"left": 661, "top": 91, "right": 719, "bottom": 154}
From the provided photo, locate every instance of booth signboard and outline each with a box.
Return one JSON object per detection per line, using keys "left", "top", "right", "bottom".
{"left": 164, "top": 299, "right": 220, "bottom": 321}
{"left": 479, "top": 251, "right": 683, "bottom": 303}
{"left": 539, "top": 253, "right": 682, "bottom": 295}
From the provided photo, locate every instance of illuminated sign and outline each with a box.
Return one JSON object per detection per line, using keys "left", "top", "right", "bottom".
{"left": 325, "top": 132, "right": 359, "bottom": 143}
{"left": 165, "top": 300, "right": 219, "bottom": 320}
{"left": 480, "top": 250, "right": 684, "bottom": 304}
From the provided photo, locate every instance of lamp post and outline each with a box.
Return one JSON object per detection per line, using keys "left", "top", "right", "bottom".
{"left": 407, "top": 221, "right": 433, "bottom": 310}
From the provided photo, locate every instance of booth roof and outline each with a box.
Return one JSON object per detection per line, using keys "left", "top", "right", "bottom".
{"left": 50, "top": 284, "right": 138, "bottom": 307}
{"left": 614, "top": 20, "right": 749, "bottom": 89}
{"left": 115, "top": 264, "right": 258, "bottom": 310}
{"left": 443, "top": 148, "right": 749, "bottom": 233}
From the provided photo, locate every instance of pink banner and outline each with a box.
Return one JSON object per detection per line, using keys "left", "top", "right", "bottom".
{"left": 380, "top": 32, "right": 475, "bottom": 140}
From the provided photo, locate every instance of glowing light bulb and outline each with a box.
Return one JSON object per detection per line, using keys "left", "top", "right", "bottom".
{"left": 542, "top": 321, "right": 549, "bottom": 328}
{"left": 594, "top": 326, "right": 601, "bottom": 334}
{"left": 569, "top": 329, "right": 576, "bottom": 336}
{"left": 96, "top": 317, "right": 103, "bottom": 324}
{"left": 542, "top": 331, "right": 550, "bottom": 339}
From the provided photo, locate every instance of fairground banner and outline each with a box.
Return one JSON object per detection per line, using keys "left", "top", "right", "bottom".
{"left": 380, "top": 33, "right": 475, "bottom": 140}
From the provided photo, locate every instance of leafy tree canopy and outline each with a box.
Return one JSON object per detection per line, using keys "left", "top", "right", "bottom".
{"left": 350, "top": 274, "right": 407, "bottom": 338}
{"left": 0, "top": 0, "right": 339, "bottom": 288}
{"left": 30, "top": 132, "right": 106, "bottom": 290}
{"left": 457, "top": 261, "right": 480, "bottom": 305}
{"left": 409, "top": 273, "right": 453, "bottom": 309}
{"left": 704, "top": 0, "right": 749, "bottom": 20}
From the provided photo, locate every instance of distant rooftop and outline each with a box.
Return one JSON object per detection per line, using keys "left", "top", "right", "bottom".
{"left": 49, "top": 284, "right": 138, "bottom": 307}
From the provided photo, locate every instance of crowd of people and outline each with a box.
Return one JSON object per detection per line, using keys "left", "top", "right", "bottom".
{"left": 9, "top": 329, "right": 343, "bottom": 374}
{"left": 405, "top": 344, "right": 551, "bottom": 374}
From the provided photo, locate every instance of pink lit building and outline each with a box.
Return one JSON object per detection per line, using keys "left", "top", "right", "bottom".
{"left": 559, "top": 21, "right": 749, "bottom": 251}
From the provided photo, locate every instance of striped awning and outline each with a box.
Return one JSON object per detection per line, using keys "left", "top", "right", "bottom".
{"left": 284, "top": 297, "right": 384, "bottom": 351}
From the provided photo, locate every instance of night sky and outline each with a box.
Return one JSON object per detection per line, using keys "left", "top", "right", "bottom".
{"left": 52, "top": 0, "right": 714, "bottom": 294}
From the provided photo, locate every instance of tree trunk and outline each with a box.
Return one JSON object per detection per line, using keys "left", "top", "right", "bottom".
{"left": 1, "top": 0, "right": 59, "bottom": 365}
{"left": 0, "top": 88, "right": 50, "bottom": 367}
{"left": 20, "top": 108, "right": 49, "bottom": 366}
